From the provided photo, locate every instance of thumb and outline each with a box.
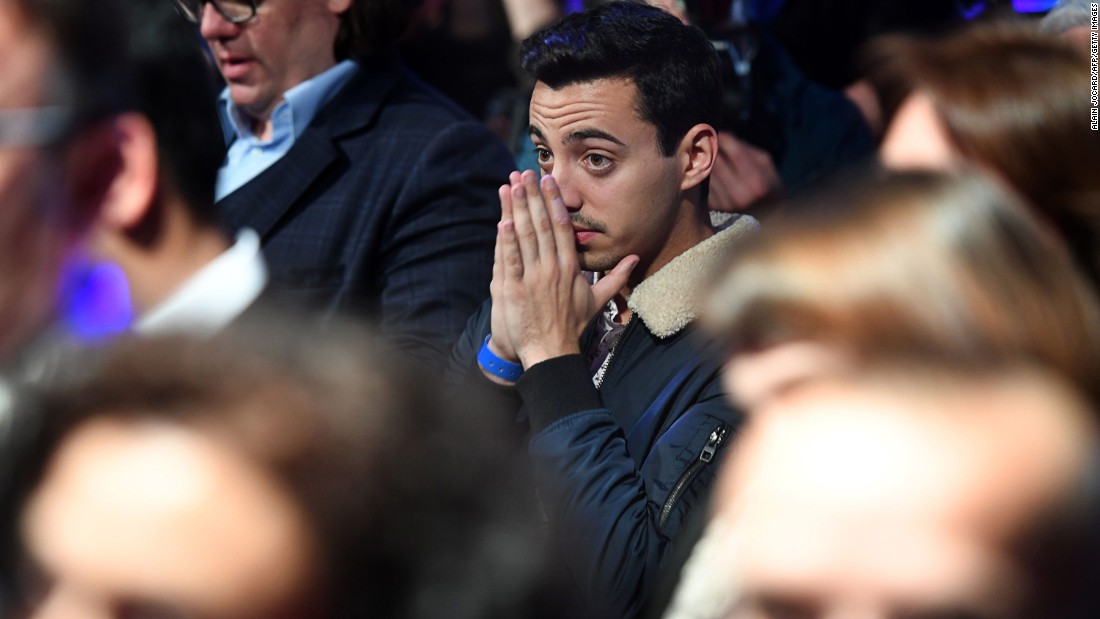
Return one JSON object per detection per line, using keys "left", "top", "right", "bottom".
{"left": 591, "top": 255, "right": 640, "bottom": 308}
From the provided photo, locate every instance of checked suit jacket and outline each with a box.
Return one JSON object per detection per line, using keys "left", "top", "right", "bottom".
{"left": 218, "top": 59, "right": 514, "bottom": 368}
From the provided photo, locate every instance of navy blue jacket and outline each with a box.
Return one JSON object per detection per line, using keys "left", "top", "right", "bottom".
{"left": 448, "top": 218, "right": 754, "bottom": 618}
{"left": 218, "top": 60, "right": 513, "bottom": 367}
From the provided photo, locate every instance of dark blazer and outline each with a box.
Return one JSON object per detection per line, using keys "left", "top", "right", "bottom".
{"left": 218, "top": 60, "right": 513, "bottom": 367}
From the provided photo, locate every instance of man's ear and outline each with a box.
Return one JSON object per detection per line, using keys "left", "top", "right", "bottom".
{"left": 677, "top": 123, "right": 718, "bottom": 192}
{"left": 65, "top": 113, "right": 159, "bottom": 233}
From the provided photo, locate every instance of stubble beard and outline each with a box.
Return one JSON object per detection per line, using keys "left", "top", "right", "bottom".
{"left": 572, "top": 213, "right": 619, "bottom": 273}
{"left": 577, "top": 249, "right": 627, "bottom": 275}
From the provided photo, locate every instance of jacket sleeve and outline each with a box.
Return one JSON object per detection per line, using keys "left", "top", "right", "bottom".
{"left": 445, "top": 298, "right": 493, "bottom": 386}
{"left": 516, "top": 354, "right": 739, "bottom": 619}
{"left": 444, "top": 298, "right": 526, "bottom": 420}
{"left": 377, "top": 120, "right": 513, "bottom": 369}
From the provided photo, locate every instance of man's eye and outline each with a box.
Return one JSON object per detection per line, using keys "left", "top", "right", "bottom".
{"left": 535, "top": 148, "right": 552, "bottom": 164}
{"left": 585, "top": 153, "right": 610, "bottom": 169}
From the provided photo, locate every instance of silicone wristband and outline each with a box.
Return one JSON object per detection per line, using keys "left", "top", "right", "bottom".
{"left": 477, "top": 334, "right": 523, "bottom": 382}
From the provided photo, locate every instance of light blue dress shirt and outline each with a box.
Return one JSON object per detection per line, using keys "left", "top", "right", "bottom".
{"left": 215, "top": 60, "right": 359, "bottom": 201}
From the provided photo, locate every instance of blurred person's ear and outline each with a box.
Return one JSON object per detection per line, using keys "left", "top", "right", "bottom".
{"left": 326, "top": 0, "right": 352, "bottom": 15}
{"left": 64, "top": 113, "right": 159, "bottom": 233}
{"left": 678, "top": 123, "right": 718, "bottom": 193}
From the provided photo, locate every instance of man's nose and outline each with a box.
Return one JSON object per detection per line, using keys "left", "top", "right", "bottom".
{"left": 549, "top": 167, "right": 581, "bottom": 212}
{"left": 199, "top": 4, "right": 241, "bottom": 40}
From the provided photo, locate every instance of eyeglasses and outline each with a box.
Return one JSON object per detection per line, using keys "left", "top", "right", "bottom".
{"left": 0, "top": 106, "right": 73, "bottom": 149}
{"left": 174, "top": 0, "right": 258, "bottom": 24}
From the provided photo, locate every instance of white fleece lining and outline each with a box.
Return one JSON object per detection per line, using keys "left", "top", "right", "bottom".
{"left": 627, "top": 214, "right": 759, "bottom": 338}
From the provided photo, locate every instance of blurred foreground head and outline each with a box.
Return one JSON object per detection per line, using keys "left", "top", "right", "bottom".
{"left": 718, "top": 364, "right": 1100, "bottom": 619}
{"left": 869, "top": 23, "right": 1100, "bottom": 289}
{"left": 1, "top": 319, "right": 553, "bottom": 619}
{"left": 0, "top": 0, "right": 131, "bottom": 358}
{"left": 705, "top": 170, "right": 1100, "bottom": 410}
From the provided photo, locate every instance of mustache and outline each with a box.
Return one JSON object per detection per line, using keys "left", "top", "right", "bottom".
{"left": 571, "top": 213, "right": 606, "bottom": 233}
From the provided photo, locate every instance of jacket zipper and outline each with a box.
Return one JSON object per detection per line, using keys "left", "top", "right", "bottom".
{"left": 658, "top": 424, "right": 729, "bottom": 531}
{"left": 594, "top": 315, "right": 638, "bottom": 389}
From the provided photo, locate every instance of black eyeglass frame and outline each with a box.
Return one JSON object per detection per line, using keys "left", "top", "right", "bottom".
{"left": 173, "top": 0, "right": 258, "bottom": 25}
{"left": 0, "top": 106, "right": 75, "bottom": 150}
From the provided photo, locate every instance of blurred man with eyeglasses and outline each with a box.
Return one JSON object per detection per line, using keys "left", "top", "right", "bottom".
{"left": 176, "top": 0, "right": 513, "bottom": 369}
{"left": 0, "top": 0, "right": 271, "bottom": 359}
{"left": 0, "top": 0, "right": 282, "bottom": 612}
{"left": 0, "top": 0, "right": 133, "bottom": 362}
{"left": 0, "top": 0, "right": 178, "bottom": 611}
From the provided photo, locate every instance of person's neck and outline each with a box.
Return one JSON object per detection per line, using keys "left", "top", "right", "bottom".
{"left": 610, "top": 290, "right": 632, "bottom": 325}
{"left": 227, "top": 97, "right": 279, "bottom": 141}
{"left": 247, "top": 111, "right": 276, "bottom": 142}
{"left": 101, "top": 201, "right": 232, "bottom": 316}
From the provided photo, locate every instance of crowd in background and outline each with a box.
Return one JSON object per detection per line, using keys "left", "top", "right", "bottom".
{"left": 0, "top": 0, "right": 1098, "bottom": 617}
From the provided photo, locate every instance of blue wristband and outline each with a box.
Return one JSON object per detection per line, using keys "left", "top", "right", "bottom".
{"left": 477, "top": 335, "right": 523, "bottom": 382}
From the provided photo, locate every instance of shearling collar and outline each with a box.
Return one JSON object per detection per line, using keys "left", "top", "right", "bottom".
{"left": 627, "top": 214, "right": 759, "bottom": 339}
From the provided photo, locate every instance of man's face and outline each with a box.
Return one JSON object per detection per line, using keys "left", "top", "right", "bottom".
{"left": 528, "top": 78, "right": 687, "bottom": 277}
{"left": 199, "top": 0, "right": 347, "bottom": 122}
{"left": 718, "top": 377, "right": 1092, "bottom": 619}
{"left": 20, "top": 417, "right": 323, "bottom": 619}
{"left": 0, "top": 0, "right": 72, "bottom": 357}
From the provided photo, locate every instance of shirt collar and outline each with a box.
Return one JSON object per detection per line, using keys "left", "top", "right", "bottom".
{"left": 135, "top": 229, "right": 268, "bottom": 336}
{"left": 217, "top": 59, "right": 359, "bottom": 144}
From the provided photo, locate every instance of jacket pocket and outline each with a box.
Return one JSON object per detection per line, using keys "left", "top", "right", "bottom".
{"left": 658, "top": 423, "right": 730, "bottom": 532}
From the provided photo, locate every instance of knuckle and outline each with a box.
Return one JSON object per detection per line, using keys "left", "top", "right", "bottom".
{"left": 535, "top": 218, "right": 553, "bottom": 234}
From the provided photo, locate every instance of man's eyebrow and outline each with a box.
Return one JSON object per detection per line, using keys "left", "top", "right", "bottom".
{"left": 565, "top": 128, "right": 624, "bottom": 146}
{"left": 527, "top": 124, "right": 625, "bottom": 147}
